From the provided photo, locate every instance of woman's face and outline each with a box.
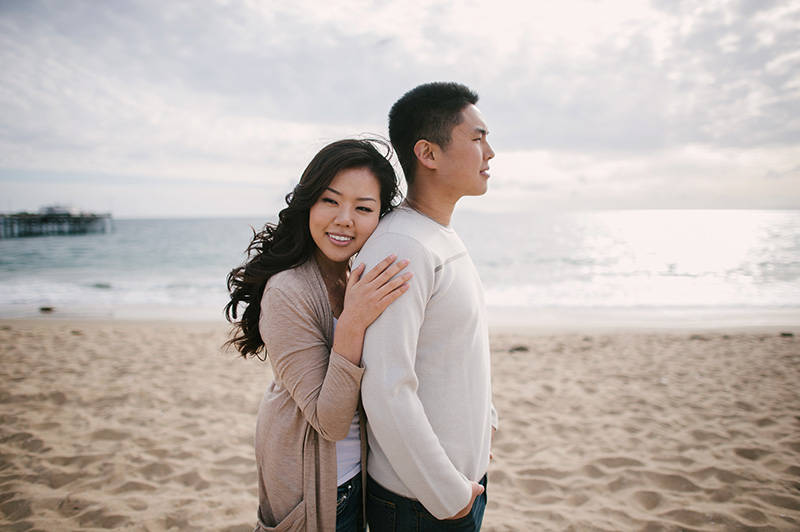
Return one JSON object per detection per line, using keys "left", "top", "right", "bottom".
{"left": 309, "top": 167, "right": 382, "bottom": 267}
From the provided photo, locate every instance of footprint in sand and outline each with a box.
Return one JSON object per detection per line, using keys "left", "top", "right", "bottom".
{"left": 690, "top": 466, "right": 747, "bottom": 484}
{"left": 125, "top": 498, "right": 148, "bottom": 512}
{"left": 138, "top": 462, "right": 174, "bottom": 480}
{"left": 643, "top": 471, "right": 702, "bottom": 492}
{"left": 657, "top": 509, "right": 723, "bottom": 528}
{"left": 41, "top": 470, "right": 82, "bottom": 489}
{"left": 632, "top": 490, "right": 662, "bottom": 510}
{"left": 77, "top": 508, "right": 130, "bottom": 528}
{"left": 519, "top": 467, "right": 570, "bottom": 480}
{"left": 57, "top": 495, "right": 91, "bottom": 518}
{"left": 755, "top": 493, "right": 800, "bottom": 511}
{"left": 592, "top": 456, "right": 644, "bottom": 469}
{"left": 785, "top": 465, "right": 800, "bottom": 477}
{"left": 516, "top": 476, "right": 557, "bottom": 496}
{"left": 1, "top": 432, "right": 48, "bottom": 452}
{"left": 170, "top": 471, "right": 211, "bottom": 490}
{"left": 734, "top": 447, "right": 772, "bottom": 460}
{"left": 214, "top": 456, "right": 254, "bottom": 470}
{"left": 0, "top": 496, "right": 32, "bottom": 520}
{"left": 733, "top": 506, "right": 769, "bottom": 525}
{"left": 89, "top": 428, "right": 132, "bottom": 441}
{"left": 112, "top": 480, "right": 158, "bottom": 494}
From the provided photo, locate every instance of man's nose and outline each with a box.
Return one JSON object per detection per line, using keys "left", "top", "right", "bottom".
{"left": 485, "top": 141, "right": 495, "bottom": 160}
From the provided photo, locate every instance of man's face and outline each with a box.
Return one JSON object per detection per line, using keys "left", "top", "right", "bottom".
{"left": 435, "top": 104, "right": 495, "bottom": 198}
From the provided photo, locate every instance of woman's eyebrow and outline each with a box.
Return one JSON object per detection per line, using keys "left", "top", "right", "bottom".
{"left": 326, "top": 186, "right": 377, "bottom": 202}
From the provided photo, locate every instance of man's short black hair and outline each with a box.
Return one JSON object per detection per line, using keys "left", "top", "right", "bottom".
{"left": 388, "top": 82, "right": 479, "bottom": 186}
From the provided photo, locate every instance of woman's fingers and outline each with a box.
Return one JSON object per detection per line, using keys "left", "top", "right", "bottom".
{"left": 361, "top": 254, "right": 413, "bottom": 284}
{"left": 372, "top": 258, "right": 410, "bottom": 287}
{"left": 346, "top": 254, "right": 412, "bottom": 309}
{"left": 341, "top": 255, "right": 412, "bottom": 326}
{"left": 347, "top": 262, "right": 366, "bottom": 289}
{"left": 378, "top": 274, "right": 411, "bottom": 305}
{"left": 360, "top": 254, "right": 398, "bottom": 283}
{"left": 378, "top": 270, "right": 413, "bottom": 298}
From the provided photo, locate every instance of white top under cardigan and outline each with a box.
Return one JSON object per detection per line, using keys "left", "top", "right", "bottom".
{"left": 333, "top": 318, "right": 362, "bottom": 485}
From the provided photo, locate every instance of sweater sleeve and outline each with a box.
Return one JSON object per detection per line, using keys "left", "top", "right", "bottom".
{"left": 260, "top": 282, "right": 364, "bottom": 442}
{"left": 359, "top": 233, "right": 472, "bottom": 519}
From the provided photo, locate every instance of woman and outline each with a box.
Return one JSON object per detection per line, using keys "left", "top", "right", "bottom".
{"left": 225, "top": 139, "right": 411, "bottom": 532}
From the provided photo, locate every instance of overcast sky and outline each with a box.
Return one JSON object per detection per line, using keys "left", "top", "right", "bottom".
{"left": 1, "top": 0, "right": 799, "bottom": 218}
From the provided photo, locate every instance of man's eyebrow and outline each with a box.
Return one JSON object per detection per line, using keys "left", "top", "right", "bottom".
{"left": 475, "top": 127, "right": 489, "bottom": 136}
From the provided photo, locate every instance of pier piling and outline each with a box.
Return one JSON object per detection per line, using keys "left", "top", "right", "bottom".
{"left": 0, "top": 212, "right": 113, "bottom": 238}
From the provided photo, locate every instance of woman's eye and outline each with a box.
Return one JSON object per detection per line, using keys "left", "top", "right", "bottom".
{"left": 357, "top": 206, "right": 374, "bottom": 213}
{"left": 321, "top": 197, "right": 337, "bottom": 205}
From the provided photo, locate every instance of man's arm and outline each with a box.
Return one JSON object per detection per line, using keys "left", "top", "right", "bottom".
{"left": 359, "top": 234, "right": 472, "bottom": 519}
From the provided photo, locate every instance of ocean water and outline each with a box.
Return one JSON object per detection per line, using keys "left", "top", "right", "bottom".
{"left": 1, "top": 210, "right": 798, "bottom": 328}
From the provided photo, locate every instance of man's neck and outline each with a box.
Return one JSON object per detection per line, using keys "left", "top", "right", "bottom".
{"left": 404, "top": 192, "right": 455, "bottom": 226}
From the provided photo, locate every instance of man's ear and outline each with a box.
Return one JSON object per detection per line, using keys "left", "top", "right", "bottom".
{"left": 413, "top": 139, "right": 437, "bottom": 170}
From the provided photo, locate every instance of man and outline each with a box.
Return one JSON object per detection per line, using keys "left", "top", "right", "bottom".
{"left": 357, "top": 82, "right": 498, "bottom": 531}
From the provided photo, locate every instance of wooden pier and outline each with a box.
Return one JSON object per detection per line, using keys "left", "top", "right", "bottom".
{"left": 0, "top": 212, "right": 113, "bottom": 238}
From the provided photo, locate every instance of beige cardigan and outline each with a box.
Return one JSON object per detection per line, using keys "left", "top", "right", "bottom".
{"left": 254, "top": 258, "right": 366, "bottom": 532}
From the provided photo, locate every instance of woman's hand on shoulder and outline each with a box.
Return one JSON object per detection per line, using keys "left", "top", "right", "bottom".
{"left": 340, "top": 254, "right": 412, "bottom": 329}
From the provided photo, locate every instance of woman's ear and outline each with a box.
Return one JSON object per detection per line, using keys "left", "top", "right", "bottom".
{"left": 413, "top": 139, "right": 437, "bottom": 170}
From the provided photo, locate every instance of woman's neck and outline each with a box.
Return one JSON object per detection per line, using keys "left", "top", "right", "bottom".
{"left": 314, "top": 251, "right": 348, "bottom": 281}
{"left": 314, "top": 252, "right": 348, "bottom": 318}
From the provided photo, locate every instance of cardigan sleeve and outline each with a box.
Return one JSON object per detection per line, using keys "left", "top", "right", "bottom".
{"left": 260, "top": 280, "right": 364, "bottom": 442}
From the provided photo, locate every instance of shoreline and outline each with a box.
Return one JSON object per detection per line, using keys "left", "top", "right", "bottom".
{"left": 2, "top": 303, "right": 799, "bottom": 334}
{"left": 487, "top": 305, "right": 800, "bottom": 334}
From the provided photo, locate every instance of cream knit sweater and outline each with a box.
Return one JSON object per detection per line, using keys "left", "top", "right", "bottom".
{"left": 358, "top": 205, "right": 497, "bottom": 520}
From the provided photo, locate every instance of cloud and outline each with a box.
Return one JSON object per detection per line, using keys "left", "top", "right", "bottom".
{"left": 0, "top": 0, "right": 798, "bottom": 216}
{"left": 481, "top": 0, "right": 800, "bottom": 152}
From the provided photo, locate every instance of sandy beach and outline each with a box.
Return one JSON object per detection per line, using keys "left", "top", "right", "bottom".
{"left": 1, "top": 318, "right": 798, "bottom": 531}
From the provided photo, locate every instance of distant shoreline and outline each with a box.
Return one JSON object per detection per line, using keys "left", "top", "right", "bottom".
{"left": 2, "top": 304, "right": 799, "bottom": 334}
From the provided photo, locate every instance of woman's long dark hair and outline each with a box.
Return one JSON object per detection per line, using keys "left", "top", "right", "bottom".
{"left": 224, "top": 138, "right": 400, "bottom": 359}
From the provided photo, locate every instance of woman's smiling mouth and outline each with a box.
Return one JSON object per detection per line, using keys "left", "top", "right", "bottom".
{"left": 328, "top": 233, "right": 353, "bottom": 245}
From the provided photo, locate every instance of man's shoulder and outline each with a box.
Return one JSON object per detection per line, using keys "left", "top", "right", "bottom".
{"left": 372, "top": 206, "right": 453, "bottom": 242}
{"left": 359, "top": 207, "right": 466, "bottom": 273}
{"left": 362, "top": 208, "right": 437, "bottom": 258}
{"left": 376, "top": 205, "right": 423, "bottom": 230}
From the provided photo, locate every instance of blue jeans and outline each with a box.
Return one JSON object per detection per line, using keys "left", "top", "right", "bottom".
{"left": 366, "top": 474, "right": 487, "bottom": 532}
{"left": 336, "top": 473, "right": 364, "bottom": 532}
